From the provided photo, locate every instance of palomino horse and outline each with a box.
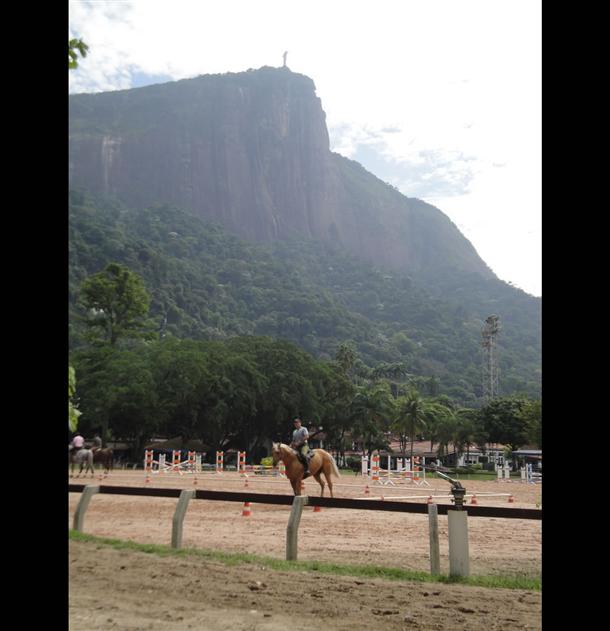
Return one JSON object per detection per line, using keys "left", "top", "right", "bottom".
{"left": 69, "top": 448, "right": 95, "bottom": 478}
{"left": 271, "top": 443, "right": 340, "bottom": 497}
{"left": 92, "top": 448, "right": 113, "bottom": 474}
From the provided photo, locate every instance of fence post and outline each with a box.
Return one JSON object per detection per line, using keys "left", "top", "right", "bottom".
{"left": 286, "top": 495, "right": 308, "bottom": 561}
{"left": 72, "top": 484, "right": 100, "bottom": 532}
{"left": 447, "top": 509, "right": 470, "bottom": 577}
{"left": 428, "top": 503, "right": 441, "bottom": 575}
{"left": 171, "top": 489, "right": 196, "bottom": 548}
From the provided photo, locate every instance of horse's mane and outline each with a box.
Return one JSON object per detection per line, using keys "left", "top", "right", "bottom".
{"left": 273, "top": 443, "right": 299, "bottom": 456}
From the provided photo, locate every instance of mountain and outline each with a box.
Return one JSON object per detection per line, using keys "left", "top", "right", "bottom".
{"left": 68, "top": 66, "right": 540, "bottom": 402}
{"left": 69, "top": 66, "right": 495, "bottom": 283}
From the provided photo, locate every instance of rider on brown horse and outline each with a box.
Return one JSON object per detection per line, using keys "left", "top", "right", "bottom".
{"left": 92, "top": 433, "right": 102, "bottom": 451}
{"left": 290, "top": 418, "right": 310, "bottom": 477}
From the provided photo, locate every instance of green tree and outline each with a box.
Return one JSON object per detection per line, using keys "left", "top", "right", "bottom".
{"left": 148, "top": 339, "right": 212, "bottom": 444}
{"left": 393, "top": 388, "right": 428, "bottom": 463}
{"left": 349, "top": 382, "right": 395, "bottom": 456}
{"left": 68, "top": 365, "right": 81, "bottom": 431}
{"left": 453, "top": 408, "right": 484, "bottom": 464}
{"left": 421, "top": 400, "right": 455, "bottom": 452}
{"left": 479, "top": 397, "right": 531, "bottom": 449}
{"left": 79, "top": 263, "right": 151, "bottom": 346}
{"left": 435, "top": 413, "right": 458, "bottom": 460}
{"left": 226, "top": 336, "right": 332, "bottom": 450}
{"left": 335, "top": 342, "right": 358, "bottom": 379}
{"left": 69, "top": 38, "right": 89, "bottom": 69}
{"left": 518, "top": 398, "right": 541, "bottom": 448}
{"left": 72, "top": 345, "right": 159, "bottom": 453}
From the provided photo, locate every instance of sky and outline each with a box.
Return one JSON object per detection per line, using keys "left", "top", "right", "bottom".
{"left": 69, "top": 0, "right": 541, "bottom": 297}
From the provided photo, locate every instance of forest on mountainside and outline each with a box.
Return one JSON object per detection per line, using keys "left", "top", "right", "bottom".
{"left": 69, "top": 191, "right": 540, "bottom": 404}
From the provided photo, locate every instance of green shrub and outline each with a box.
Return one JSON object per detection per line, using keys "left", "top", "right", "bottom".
{"left": 260, "top": 456, "right": 273, "bottom": 467}
{"left": 345, "top": 456, "right": 362, "bottom": 473}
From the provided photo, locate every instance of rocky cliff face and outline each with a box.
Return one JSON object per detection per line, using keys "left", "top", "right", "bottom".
{"left": 69, "top": 67, "right": 494, "bottom": 281}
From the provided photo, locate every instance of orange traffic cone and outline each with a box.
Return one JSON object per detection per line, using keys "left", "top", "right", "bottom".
{"left": 242, "top": 502, "right": 252, "bottom": 517}
{"left": 364, "top": 484, "right": 370, "bottom": 495}
{"left": 313, "top": 505, "right": 321, "bottom": 513}
{"left": 470, "top": 494, "right": 478, "bottom": 505}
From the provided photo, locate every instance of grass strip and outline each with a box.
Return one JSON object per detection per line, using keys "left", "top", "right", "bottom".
{"left": 69, "top": 530, "right": 540, "bottom": 591}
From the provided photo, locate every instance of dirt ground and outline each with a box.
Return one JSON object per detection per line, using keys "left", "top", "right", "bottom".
{"left": 69, "top": 470, "right": 542, "bottom": 630}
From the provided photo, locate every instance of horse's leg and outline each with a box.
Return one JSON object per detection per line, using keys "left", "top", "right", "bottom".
{"left": 313, "top": 471, "right": 325, "bottom": 497}
{"left": 291, "top": 475, "right": 302, "bottom": 496}
{"left": 324, "top": 462, "right": 334, "bottom": 498}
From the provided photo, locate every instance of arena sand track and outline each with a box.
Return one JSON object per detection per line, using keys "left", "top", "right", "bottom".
{"left": 69, "top": 470, "right": 541, "bottom": 630}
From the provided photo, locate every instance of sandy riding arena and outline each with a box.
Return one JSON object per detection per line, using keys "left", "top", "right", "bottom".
{"left": 69, "top": 470, "right": 541, "bottom": 630}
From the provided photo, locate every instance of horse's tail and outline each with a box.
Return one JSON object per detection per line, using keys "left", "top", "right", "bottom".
{"left": 328, "top": 453, "right": 341, "bottom": 479}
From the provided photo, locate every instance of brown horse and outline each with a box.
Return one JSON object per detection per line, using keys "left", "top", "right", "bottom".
{"left": 271, "top": 443, "right": 340, "bottom": 497}
{"left": 92, "top": 448, "right": 113, "bottom": 473}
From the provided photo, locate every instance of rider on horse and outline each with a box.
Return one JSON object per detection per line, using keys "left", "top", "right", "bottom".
{"left": 70, "top": 432, "right": 84, "bottom": 459}
{"left": 290, "top": 418, "right": 310, "bottom": 476}
{"left": 92, "top": 432, "right": 102, "bottom": 452}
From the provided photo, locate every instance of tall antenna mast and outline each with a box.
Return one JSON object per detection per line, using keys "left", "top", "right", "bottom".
{"left": 481, "top": 314, "right": 500, "bottom": 400}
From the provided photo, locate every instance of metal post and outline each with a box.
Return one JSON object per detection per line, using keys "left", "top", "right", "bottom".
{"left": 171, "top": 489, "right": 196, "bottom": 548}
{"left": 286, "top": 495, "right": 308, "bottom": 561}
{"left": 428, "top": 503, "right": 440, "bottom": 575}
{"left": 447, "top": 509, "right": 470, "bottom": 577}
{"left": 72, "top": 484, "right": 100, "bottom": 532}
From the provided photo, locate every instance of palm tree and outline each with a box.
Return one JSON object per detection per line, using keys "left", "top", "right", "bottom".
{"left": 393, "top": 388, "right": 428, "bottom": 465}
{"left": 349, "top": 382, "right": 396, "bottom": 457}
{"left": 454, "top": 408, "right": 483, "bottom": 466}
{"left": 335, "top": 343, "right": 357, "bottom": 375}
{"left": 69, "top": 38, "right": 89, "bottom": 69}
{"left": 435, "top": 414, "right": 458, "bottom": 461}
{"left": 369, "top": 362, "right": 411, "bottom": 398}
{"left": 422, "top": 401, "right": 455, "bottom": 452}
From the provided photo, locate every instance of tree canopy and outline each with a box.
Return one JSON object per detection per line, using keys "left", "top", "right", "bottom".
{"left": 68, "top": 365, "right": 81, "bottom": 432}
{"left": 69, "top": 38, "right": 89, "bottom": 69}
{"left": 69, "top": 192, "right": 541, "bottom": 402}
{"left": 78, "top": 262, "right": 151, "bottom": 346}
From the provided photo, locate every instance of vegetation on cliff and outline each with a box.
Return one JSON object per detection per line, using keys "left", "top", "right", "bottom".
{"left": 69, "top": 191, "right": 540, "bottom": 404}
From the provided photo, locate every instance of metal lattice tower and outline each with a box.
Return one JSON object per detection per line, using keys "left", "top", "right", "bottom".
{"left": 481, "top": 314, "right": 500, "bottom": 400}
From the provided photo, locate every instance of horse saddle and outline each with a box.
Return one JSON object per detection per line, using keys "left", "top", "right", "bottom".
{"left": 298, "top": 450, "right": 313, "bottom": 469}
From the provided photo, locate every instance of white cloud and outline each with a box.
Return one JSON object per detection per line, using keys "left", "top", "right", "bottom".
{"left": 69, "top": 0, "right": 541, "bottom": 295}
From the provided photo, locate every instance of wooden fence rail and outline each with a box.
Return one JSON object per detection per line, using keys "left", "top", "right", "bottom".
{"left": 68, "top": 484, "right": 542, "bottom": 519}
{"left": 69, "top": 484, "right": 541, "bottom": 577}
